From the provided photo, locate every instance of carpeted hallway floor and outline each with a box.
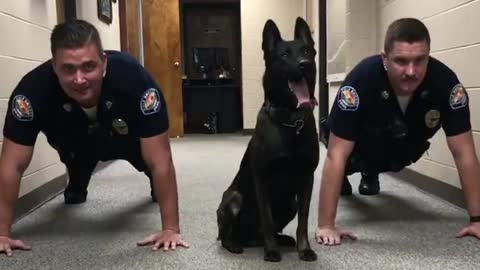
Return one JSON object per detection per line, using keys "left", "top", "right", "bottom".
{"left": 1, "top": 134, "right": 480, "bottom": 270}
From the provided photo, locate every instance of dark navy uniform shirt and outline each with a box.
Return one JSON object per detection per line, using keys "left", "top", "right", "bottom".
{"left": 3, "top": 51, "right": 169, "bottom": 161}
{"left": 329, "top": 55, "right": 470, "bottom": 173}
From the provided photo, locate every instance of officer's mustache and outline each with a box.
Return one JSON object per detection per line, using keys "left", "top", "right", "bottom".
{"left": 402, "top": 76, "right": 417, "bottom": 82}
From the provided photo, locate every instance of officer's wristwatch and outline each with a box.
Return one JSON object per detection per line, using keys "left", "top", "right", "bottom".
{"left": 470, "top": 216, "right": 480, "bottom": 223}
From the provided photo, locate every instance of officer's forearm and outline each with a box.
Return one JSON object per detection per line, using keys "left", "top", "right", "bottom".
{"left": 318, "top": 156, "right": 344, "bottom": 227}
{"left": 152, "top": 161, "right": 180, "bottom": 232}
{"left": 0, "top": 162, "right": 22, "bottom": 236}
{"left": 455, "top": 155, "right": 480, "bottom": 217}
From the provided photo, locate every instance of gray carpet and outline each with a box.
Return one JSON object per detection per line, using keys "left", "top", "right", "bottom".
{"left": 2, "top": 134, "right": 480, "bottom": 270}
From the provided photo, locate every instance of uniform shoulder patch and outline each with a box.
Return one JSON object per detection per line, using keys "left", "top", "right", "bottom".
{"left": 12, "top": 95, "right": 34, "bottom": 121}
{"left": 140, "top": 88, "right": 161, "bottom": 115}
{"left": 337, "top": 86, "right": 359, "bottom": 111}
{"left": 449, "top": 84, "right": 468, "bottom": 109}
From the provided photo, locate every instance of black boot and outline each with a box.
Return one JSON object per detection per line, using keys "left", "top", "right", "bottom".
{"left": 62, "top": 159, "right": 97, "bottom": 205}
{"left": 340, "top": 177, "right": 352, "bottom": 196}
{"left": 64, "top": 189, "right": 88, "bottom": 204}
{"left": 358, "top": 172, "right": 380, "bottom": 195}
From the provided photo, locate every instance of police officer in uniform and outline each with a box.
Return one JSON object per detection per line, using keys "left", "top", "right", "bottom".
{"left": 0, "top": 20, "right": 189, "bottom": 256}
{"left": 315, "top": 18, "right": 480, "bottom": 245}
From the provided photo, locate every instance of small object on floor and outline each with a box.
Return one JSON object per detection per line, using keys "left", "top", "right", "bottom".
{"left": 203, "top": 112, "right": 218, "bottom": 134}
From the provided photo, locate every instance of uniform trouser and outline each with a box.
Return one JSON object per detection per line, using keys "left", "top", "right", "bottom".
{"left": 60, "top": 150, "right": 154, "bottom": 194}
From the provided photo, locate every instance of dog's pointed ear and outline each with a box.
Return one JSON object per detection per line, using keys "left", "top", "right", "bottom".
{"left": 295, "top": 17, "right": 314, "bottom": 46}
{"left": 262, "top": 19, "right": 282, "bottom": 54}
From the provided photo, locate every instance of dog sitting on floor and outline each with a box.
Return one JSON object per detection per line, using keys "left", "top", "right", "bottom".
{"left": 216, "top": 17, "right": 319, "bottom": 262}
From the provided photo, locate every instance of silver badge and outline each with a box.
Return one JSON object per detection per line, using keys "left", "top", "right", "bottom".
{"left": 105, "top": 101, "right": 112, "bottom": 110}
{"left": 425, "top": 109, "right": 441, "bottom": 129}
{"left": 381, "top": 91, "right": 390, "bottom": 100}
{"left": 112, "top": 119, "right": 129, "bottom": 135}
{"left": 63, "top": 103, "right": 72, "bottom": 112}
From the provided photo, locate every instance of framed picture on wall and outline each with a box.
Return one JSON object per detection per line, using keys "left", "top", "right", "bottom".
{"left": 97, "top": 0, "right": 113, "bottom": 24}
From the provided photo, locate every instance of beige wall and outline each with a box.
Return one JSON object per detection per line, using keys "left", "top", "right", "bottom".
{"left": 326, "top": 0, "right": 480, "bottom": 189}
{"left": 241, "top": 0, "right": 316, "bottom": 129}
{"left": 326, "top": 0, "right": 346, "bottom": 75}
{"left": 76, "top": 0, "right": 121, "bottom": 50}
{"left": 326, "top": 0, "right": 377, "bottom": 118}
{"left": 0, "top": 0, "right": 65, "bottom": 197}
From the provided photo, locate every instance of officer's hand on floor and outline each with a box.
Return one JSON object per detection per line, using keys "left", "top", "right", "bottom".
{"left": 137, "top": 229, "right": 190, "bottom": 251}
{"left": 456, "top": 222, "right": 480, "bottom": 240}
{"left": 315, "top": 226, "right": 357, "bottom": 246}
{"left": 0, "top": 236, "right": 32, "bottom": 257}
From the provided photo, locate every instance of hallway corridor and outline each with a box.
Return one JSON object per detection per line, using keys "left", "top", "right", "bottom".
{"left": 2, "top": 135, "right": 479, "bottom": 270}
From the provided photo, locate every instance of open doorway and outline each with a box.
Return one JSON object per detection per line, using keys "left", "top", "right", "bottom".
{"left": 180, "top": 0, "right": 243, "bottom": 134}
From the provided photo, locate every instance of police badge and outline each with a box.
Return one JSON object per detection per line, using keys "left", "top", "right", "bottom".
{"left": 112, "top": 119, "right": 129, "bottom": 135}
{"left": 63, "top": 103, "right": 72, "bottom": 112}
{"left": 140, "top": 88, "right": 161, "bottom": 115}
{"left": 12, "top": 95, "right": 34, "bottom": 121}
{"left": 424, "top": 109, "right": 440, "bottom": 129}
{"left": 449, "top": 84, "right": 468, "bottom": 109}
{"left": 337, "top": 86, "right": 359, "bottom": 111}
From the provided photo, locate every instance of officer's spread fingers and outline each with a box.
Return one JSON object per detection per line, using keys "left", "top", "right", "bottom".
{"left": 321, "top": 236, "right": 330, "bottom": 245}
{"left": 456, "top": 228, "right": 470, "bottom": 238}
{"left": 12, "top": 240, "right": 31, "bottom": 250}
{"left": 178, "top": 240, "right": 190, "bottom": 248}
{"left": 5, "top": 245, "right": 13, "bottom": 257}
{"left": 152, "top": 241, "right": 163, "bottom": 251}
{"left": 334, "top": 235, "right": 341, "bottom": 245}
{"left": 327, "top": 236, "right": 335, "bottom": 246}
{"left": 171, "top": 242, "right": 177, "bottom": 250}
{"left": 0, "top": 243, "right": 12, "bottom": 256}
{"left": 342, "top": 231, "right": 358, "bottom": 240}
{"left": 137, "top": 235, "right": 155, "bottom": 246}
{"left": 163, "top": 241, "right": 171, "bottom": 251}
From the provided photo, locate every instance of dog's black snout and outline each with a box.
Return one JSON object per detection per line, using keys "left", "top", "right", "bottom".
{"left": 298, "top": 58, "right": 312, "bottom": 70}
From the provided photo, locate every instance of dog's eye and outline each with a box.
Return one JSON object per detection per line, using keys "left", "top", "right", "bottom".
{"left": 303, "top": 48, "right": 310, "bottom": 55}
{"left": 281, "top": 51, "right": 289, "bottom": 58}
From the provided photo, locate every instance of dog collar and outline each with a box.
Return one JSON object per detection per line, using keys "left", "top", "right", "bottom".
{"left": 282, "top": 119, "right": 305, "bottom": 134}
{"left": 264, "top": 102, "right": 306, "bottom": 135}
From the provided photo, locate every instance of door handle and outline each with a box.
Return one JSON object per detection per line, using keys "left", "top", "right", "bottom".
{"left": 174, "top": 61, "right": 180, "bottom": 68}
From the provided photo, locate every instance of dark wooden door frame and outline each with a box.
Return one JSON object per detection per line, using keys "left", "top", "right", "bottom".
{"left": 56, "top": 0, "right": 77, "bottom": 23}
{"left": 119, "top": 0, "right": 127, "bottom": 52}
{"left": 318, "top": 0, "right": 328, "bottom": 141}
{"left": 65, "top": 0, "right": 77, "bottom": 21}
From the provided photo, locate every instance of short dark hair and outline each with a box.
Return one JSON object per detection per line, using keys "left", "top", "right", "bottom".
{"left": 50, "top": 19, "right": 104, "bottom": 57}
{"left": 384, "top": 18, "right": 430, "bottom": 54}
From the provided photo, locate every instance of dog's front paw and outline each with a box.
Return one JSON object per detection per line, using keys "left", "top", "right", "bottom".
{"left": 226, "top": 245, "right": 244, "bottom": 254}
{"left": 222, "top": 240, "right": 244, "bottom": 254}
{"left": 264, "top": 250, "right": 282, "bottom": 262}
{"left": 298, "top": 249, "right": 317, "bottom": 261}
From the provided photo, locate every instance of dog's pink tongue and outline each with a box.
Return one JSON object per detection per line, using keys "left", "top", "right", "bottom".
{"left": 289, "top": 78, "right": 313, "bottom": 108}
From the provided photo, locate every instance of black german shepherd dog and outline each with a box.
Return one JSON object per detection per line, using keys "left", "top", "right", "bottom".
{"left": 216, "top": 17, "right": 319, "bottom": 262}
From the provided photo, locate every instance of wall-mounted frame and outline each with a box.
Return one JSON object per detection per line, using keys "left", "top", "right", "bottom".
{"left": 97, "top": 0, "right": 113, "bottom": 24}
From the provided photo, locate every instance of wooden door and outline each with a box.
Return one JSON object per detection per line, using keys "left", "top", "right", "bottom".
{"left": 122, "top": 0, "right": 184, "bottom": 137}
{"left": 142, "top": 0, "right": 184, "bottom": 137}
